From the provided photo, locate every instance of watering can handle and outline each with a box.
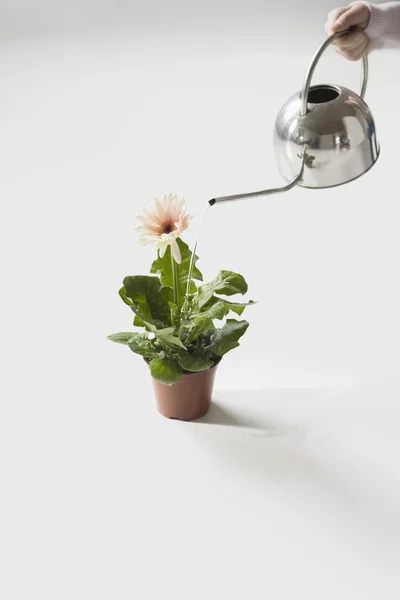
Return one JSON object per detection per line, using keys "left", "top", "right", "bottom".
{"left": 299, "top": 28, "right": 368, "bottom": 117}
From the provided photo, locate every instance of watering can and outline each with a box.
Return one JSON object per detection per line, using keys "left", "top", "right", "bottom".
{"left": 209, "top": 28, "right": 379, "bottom": 205}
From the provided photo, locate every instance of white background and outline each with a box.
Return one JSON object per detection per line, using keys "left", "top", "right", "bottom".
{"left": 1, "top": 1, "right": 400, "bottom": 598}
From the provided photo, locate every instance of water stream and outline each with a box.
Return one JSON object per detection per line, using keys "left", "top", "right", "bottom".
{"left": 182, "top": 203, "right": 212, "bottom": 320}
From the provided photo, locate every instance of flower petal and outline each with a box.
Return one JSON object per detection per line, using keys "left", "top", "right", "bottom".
{"left": 154, "top": 197, "right": 168, "bottom": 223}
{"left": 170, "top": 240, "right": 182, "bottom": 264}
{"left": 135, "top": 194, "right": 191, "bottom": 251}
{"left": 138, "top": 236, "right": 157, "bottom": 245}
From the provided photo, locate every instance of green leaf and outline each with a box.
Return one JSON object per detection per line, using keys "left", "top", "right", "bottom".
{"left": 228, "top": 304, "right": 246, "bottom": 316}
{"left": 150, "top": 239, "right": 203, "bottom": 307}
{"left": 133, "top": 315, "right": 146, "bottom": 327}
{"left": 107, "top": 332, "right": 159, "bottom": 358}
{"left": 184, "top": 313, "right": 216, "bottom": 346}
{"left": 194, "top": 297, "right": 255, "bottom": 320}
{"left": 107, "top": 332, "right": 136, "bottom": 345}
{"left": 119, "top": 287, "right": 133, "bottom": 306}
{"left": 177, "top": 353, "right": 214, "bottom": 373}
{"left": 146, "top": 323, "right": 186, "bottom": 350}
{"left": 168, "top": 302, "right": 180, "bottom": 327}
{"left": 191, "top": 328, "right": 216, "bottom": 359}
{"left": 185, "top": 299, "right": 228, "bottom": 344}
{"left": 127, "top": 333, "right": 159, "bottom": 359}
{"left": 150, "top": 358, "right": 183, "bottom": 384}
{"left": 215, "top": 298, "right": 256, "bottom": 316}
{"left": 185, "top": 297, "right": 255, "bottom": 344}
{"left": 205, "top": 319, "right": 249, "bottom": 357}
{"left": 197, "top": 270, "right": 248, "bottom": 309}
{"left": 119, "top": 284, "right": 155, "bottom": 328}
{"left": 194, "top": 299, "right": 229, "bottom": 321}
{"left": 122, "top": 276, "right": 170, "bottom": 328}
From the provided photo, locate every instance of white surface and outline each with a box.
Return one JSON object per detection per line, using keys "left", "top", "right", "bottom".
{"left": 1, "top": 2, "right": 400, "bottom": 598}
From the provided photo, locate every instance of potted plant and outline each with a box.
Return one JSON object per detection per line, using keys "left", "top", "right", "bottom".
{"left": 108, "top": 193, "right": 254, "bottom": 421}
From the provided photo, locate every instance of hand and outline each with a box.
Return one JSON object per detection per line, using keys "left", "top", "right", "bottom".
{"left": 325, "top": 3, "right": 371, "bottom": 60}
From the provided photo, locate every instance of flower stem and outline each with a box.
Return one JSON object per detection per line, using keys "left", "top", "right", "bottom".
{"left": 171, "top": 252, "right": 179, "bottom": 314}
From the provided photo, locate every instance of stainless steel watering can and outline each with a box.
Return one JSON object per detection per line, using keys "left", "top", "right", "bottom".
{"left": 210, "top": 28, "right": 379, "bottom": 205}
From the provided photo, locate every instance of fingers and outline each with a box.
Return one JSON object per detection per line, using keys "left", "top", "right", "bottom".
{"left": 331, "top": 3, "right": 364, "bottom": 31}
{"left": 324, "top": 3, "right": 370, "bottom": 62}
{"left": 334, "top": 27, "right": 364, "bottom": 48}
{"left": 325, "top": 3, "right": 371, "bottom": 34}
{"left": 336, "top": 34, "right": 369, "bottom": 60}
{"left": 325, "top": 6, "right": 348, "bottom": 34}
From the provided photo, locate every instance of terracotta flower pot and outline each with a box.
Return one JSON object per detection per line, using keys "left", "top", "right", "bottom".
{"left": 148, "top": 359, "right": 221, "bottom": 421}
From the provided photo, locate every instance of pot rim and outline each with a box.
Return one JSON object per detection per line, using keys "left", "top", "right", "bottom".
{"left": 143, "top": 354, "right": 222, "bottom": 375}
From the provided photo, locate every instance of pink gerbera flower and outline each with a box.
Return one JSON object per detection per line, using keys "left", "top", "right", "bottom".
{"left": 135, "top": 194, "right": 192, "bottom": 264}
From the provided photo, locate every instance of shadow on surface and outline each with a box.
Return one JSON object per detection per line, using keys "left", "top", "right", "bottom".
{"left": 196, "top": 387, "right": 325, "bottom": 434}
{"left": 198, "top": 401, "right": 281, "bottom": 433}
{"left": 193, "top": 387, "right": 400, "bottom": 566}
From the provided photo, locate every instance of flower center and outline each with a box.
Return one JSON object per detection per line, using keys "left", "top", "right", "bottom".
{"left": 162, "top": 222, "right": 174, "bottom": 234}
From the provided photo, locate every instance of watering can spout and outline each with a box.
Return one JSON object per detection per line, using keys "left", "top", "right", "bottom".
{"left": 209, "top": 27, "right": 379, "bottom": 207}
{"left": 209, "top": 150, "right": 307, "bottom": 206}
